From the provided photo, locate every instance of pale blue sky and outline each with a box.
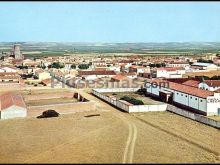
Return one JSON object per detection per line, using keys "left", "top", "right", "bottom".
{"left": 0, "top": 2, "right": 220, "bottom": 42}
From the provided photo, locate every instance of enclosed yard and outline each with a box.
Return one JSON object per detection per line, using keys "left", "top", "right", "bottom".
{"left": 26, "top": 97, "right": 78, "bottom": 106}
{"left": 104, "top": 92, "right": 162, "bottom": 105}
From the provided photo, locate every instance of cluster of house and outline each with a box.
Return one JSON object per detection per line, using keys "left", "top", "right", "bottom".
{"left": 0, "top": 44, "right": 220, "bottom": 119}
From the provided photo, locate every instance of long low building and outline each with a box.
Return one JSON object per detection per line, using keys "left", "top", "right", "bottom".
{"left": 0, "top": 92, "right": 27, "bottom": 119}
{"left": 145, "top": 79, "right": 220, "bottom": 116}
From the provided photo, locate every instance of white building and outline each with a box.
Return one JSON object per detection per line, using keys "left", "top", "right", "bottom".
{"left": 199, "top": 80, "right": 220, "bottom": 91}
{"left": 0, "top": 92, "right": 27, "bottom": 120}
{"left": 155, "top": 67, "right": 186, "bottom": 78}
{"left": 145, "top": 79, "right": 220, "bottom": 116}
{"left": 0, "top": 66, "right": 17, "bottom": 73}
{"left": 191, "top": 62, "right": 218, "bottom": 71}
{"left": 78, "top": 70, "right": 116, "bottom": 80}
{"left": 35, "top": 69, "right": 51, "bottom": 81}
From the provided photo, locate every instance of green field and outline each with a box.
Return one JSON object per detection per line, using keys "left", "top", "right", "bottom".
{"left": 1, "top": 42, "right": 220, "bottom": 58}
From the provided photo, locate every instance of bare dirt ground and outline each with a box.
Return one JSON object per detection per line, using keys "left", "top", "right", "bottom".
{"left": 26, "top": 97, "right": 78, "bottom": 106}
{"left": 0, "top": 88, "right": 219, "bottom": 163}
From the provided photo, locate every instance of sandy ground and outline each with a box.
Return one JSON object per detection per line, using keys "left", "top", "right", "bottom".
{"left": 26, "top": 97, "right": 78, "bottom": 106}
{"left": 0, "top": 88, "right": 220, "bottom": 163}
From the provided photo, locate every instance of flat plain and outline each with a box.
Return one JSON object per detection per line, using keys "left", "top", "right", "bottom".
{"left": 0, "top": 90, "right": 219, "bottom": 163}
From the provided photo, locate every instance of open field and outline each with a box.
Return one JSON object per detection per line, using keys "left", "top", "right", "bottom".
{"left": 26, "top": 97, "right": 78, "bottom": 106}
{"left": 0, "top": 110, "right": 219, "bottom": 163}
{"left": 104, "top": 92, "right": 162, "bottom": 105}
{"left": 0, "top": 89, "right": 219, "bottom": 163}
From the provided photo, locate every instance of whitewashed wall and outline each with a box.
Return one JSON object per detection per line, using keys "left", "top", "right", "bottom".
{"left": 207, "top": 93, "right": 220, "bottom": 116}
{"left": 92, "top": 88, "right": 167, "bottom": 113}
{"left": 0, "top": 105, "right": 27, "bottom": 120}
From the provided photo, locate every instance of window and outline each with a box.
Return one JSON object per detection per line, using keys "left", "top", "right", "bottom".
{"left": 181, "top": 94, "right": 183, "bottom": 96}
{"left": 190, "top": 97, "right": 192, "bottom": 99}
{"left": 185, "top": 95, "right": 187, "bottom": 97}
{"left": 200, "top": 100, "right": 203, "bottom": 102}
{"left": 195, "top": 98, "right": 197, "bottom": 100}
{"left": 177, "top": 93, "right": 179, "bottom": 95}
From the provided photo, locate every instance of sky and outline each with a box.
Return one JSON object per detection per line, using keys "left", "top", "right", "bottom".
{"left": 0, "top": 2, "right": 220, "bottom": 43}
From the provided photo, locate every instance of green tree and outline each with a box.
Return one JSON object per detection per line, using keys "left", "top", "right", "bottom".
{"left": 49, "top": 62, "right": 65, "bottom": 69}
{"left": 78, "top": 64, "right": 89, "bottom": 70}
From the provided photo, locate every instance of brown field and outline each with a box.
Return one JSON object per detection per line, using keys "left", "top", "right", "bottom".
{"left": 0, "top": 89, "right": 220, "bottom": 163}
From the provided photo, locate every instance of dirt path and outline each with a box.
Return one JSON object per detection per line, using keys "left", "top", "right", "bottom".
{"left": 122, "top": 122, "right": 137, "bottom": 163}
{"left": 74, "top": 89, "right": 138, "bottom": 163}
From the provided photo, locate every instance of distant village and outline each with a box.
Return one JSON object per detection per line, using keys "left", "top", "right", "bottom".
{"left": 0, "top": 44, "right": 220, "bottom": 122}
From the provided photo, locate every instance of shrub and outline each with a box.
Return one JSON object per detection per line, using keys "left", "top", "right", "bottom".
{"left": 120, "top": 96, "right": 144, "bottom": 105}
{"left": 78, "top": 64, "right": 89, "bottom": 69}
{"left": 37, "top": 110, "right": 60, "bottom": 118}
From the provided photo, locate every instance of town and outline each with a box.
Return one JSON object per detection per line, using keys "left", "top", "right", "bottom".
{"left": 0, "top": 1, "right": 220, "bottom": 164}
{"left": 0, "top": 43, "right": 220, "bottom": 163}
{"left": 1, "top": 44, "right": 220, "bottom": 118}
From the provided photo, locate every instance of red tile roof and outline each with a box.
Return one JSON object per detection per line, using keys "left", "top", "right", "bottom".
{"left": 0, "top": 76, "right": 20, "bottom": 79}
{"left": 157, "top": 67, "right": 185, "bottom": 71}
{"left": 203, "top": 80, "right": 220, "bottom": 87}
{"left": 121, "top": 72, "right": 136, "bottom": 76}
{"left": 94, "top": 68, "right": 107, "bottom": 71}
{"left": 111, "top": 75, "right": 130, "bottom": 81}
{"left": 0, "top": 66, "right": 17, "bottom": 70}
{"left": 149, "top": 79, "right": 214, "bottom": 98}
{"left": 35, "top": 69, "right": 44, "bottom": 74}
{"left": 78, "top": 70, "right": 116, "bottom": 76}
{"left": 182, "top": 80, "right": 200, "bottom": 88}
{"left": 0, "top": 92, "right": 26, "bottom": 111}
{"left": 0, "top": 72, "right": 18, "bottom": 76}
{"left": 41, "top": 78, "right": 51, "bottom": 85}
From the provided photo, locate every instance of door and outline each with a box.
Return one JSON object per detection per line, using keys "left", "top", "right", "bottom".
{"left": 218, "top": 108, "right": 220, "bottom": 115}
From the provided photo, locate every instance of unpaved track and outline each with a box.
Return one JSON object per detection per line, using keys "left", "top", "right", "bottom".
{"left": 74, "top": 89, "right": 138, "bottom": 163}
{"left": 122, "top": 122, "right": 137, "bottom": 163}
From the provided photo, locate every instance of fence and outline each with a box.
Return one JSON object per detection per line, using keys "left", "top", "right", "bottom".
{"left": 167, "top": 105, "right": 220, "bottom": 129}
{"left": 92, "top": 88, "right": 167, "bottom": 113}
